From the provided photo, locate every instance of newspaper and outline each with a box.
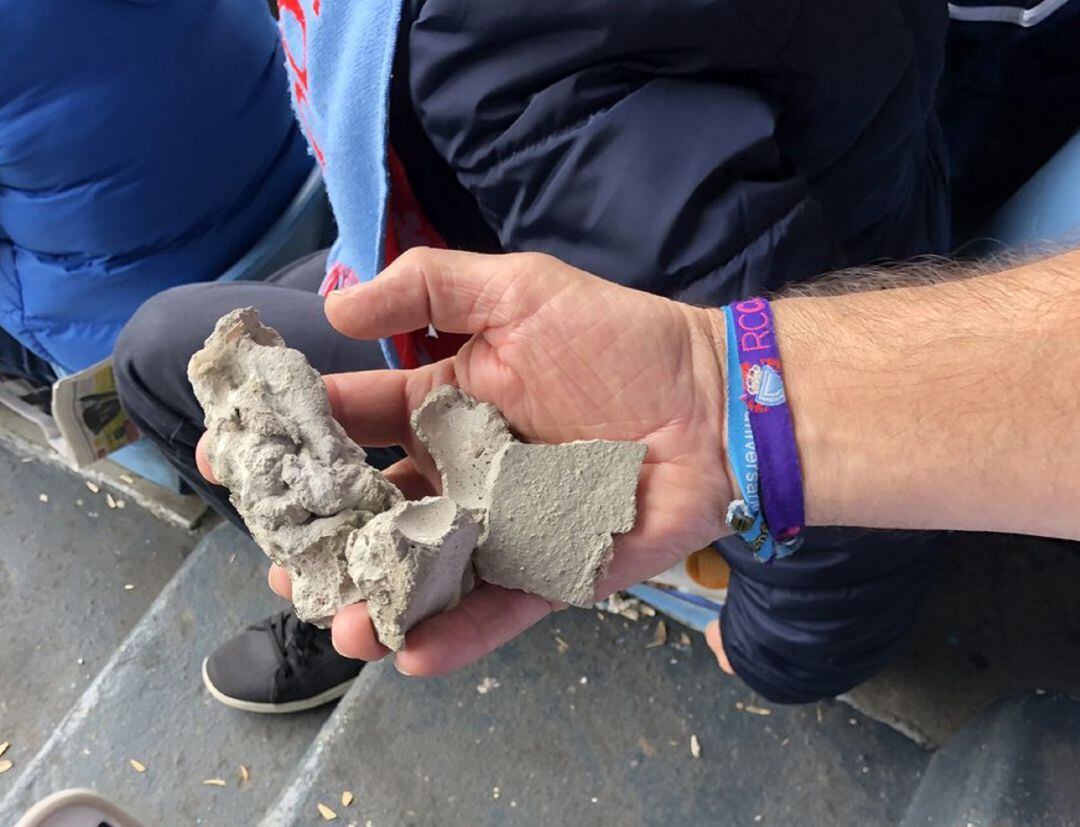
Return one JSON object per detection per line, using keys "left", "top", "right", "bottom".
{"left": 0, "top": 360, "right": 137, "bottom": 467}
{"left": 49, "top": 359, "right": 139, "bottom": 467}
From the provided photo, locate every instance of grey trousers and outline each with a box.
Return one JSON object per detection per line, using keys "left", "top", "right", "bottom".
{"left": 113, "top": 250, "right": 401, "bottom": 532}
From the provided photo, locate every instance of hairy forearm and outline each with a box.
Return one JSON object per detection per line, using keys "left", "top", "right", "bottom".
{"left": 771, "top": 248, "right": 1080, "bottom": 539}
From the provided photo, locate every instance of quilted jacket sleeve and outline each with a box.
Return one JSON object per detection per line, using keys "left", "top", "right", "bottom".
{"left": 406, "top": 0, "right": 846, "bottom": 303}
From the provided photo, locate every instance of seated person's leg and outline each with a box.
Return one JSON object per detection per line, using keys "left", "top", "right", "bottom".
{"left": 717, "top": 528, "right": 942, "bottom": 704}
{"left": 114, "top": 250, "right": 396, "bottom": 713}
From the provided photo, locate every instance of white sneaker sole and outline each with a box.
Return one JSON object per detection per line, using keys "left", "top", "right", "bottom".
{"left": 201, "top": 658, "right": 356, "bottom": 714}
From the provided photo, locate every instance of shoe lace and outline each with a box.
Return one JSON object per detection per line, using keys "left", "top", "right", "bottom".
{"left": 255, "top": 610, "right": 320, "bottom": 678}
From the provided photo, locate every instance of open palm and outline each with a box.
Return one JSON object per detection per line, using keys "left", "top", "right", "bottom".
{"left": 224, "top": 249, "right": 733, "bottom": 675}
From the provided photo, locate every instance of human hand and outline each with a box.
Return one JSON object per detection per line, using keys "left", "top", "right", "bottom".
{"left": 199, "top": 248, "right": 733, "bottom": 675}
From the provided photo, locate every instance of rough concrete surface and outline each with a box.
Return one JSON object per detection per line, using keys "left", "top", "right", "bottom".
{"left": 0, "top": 446, "right": 195, "bottom": 793}
{"left": 413, "top": 386, "right": 647, "bottom": 606}
{"left": 411, "top": 385, "right": 512, "bottom": 517}
{"left": 845, "top": 532, "right": 1080, "bottom": 747}
{"left": 189, "top": 308, "right": 401, "bottom": 625}
{"left": 0, "top": 402, "right": 208, "bottom": 530}
{"left": 348, "top": 498, "right": 479, "bottom": 649}
{"left": 259, "top": 608, "right": 928, "bottom": 827}
{"left": 192, "top": 316, "right": 646, "bottom": 647}
{"left": 0, "top": 525, "right": 329, "bottom": 827}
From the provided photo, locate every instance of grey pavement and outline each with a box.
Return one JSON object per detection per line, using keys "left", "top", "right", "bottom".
{"left": 5, "top": 439, "right": 1080, "bottom": 825}
{"left": 0, "top": 448, "right": 195, "bottom": 789}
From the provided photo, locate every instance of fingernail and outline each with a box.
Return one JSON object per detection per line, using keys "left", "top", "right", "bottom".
{"left": 394, "top": 657, "right": 412, "bottom": 676}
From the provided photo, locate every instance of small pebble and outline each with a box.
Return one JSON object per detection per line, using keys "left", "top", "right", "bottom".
{"left": 38, "top": 493, "right": 48, "bottom": 503}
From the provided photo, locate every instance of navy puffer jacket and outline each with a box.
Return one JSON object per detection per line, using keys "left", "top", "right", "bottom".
{"left": 403, "top": 0, "right": 950, "bottom": 293}
{"left": 389, "top": 0, "right": 950, "bottom": 703}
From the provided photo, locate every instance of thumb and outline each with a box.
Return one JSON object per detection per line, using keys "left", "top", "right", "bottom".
{"left": 325, "top": 248, "right": 552, "bottom": 341}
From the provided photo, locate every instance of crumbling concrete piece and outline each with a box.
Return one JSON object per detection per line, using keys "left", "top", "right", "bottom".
{"left": 410, "top": 385, "right": 512, "bottom": 517}
{"left": 188, "top": 308, "right": 402, "bottom": 626}
{"left": 189, "top": 313, "right": 646, "bottom": 644}
{"left": 479, "top": 441, "right": 646, "bottom": 605}
{"left": 347, "top": 497, "right": 479, "bottom": 650}
{"left": 412, "top": 387, "right": 646, "bottom": 607}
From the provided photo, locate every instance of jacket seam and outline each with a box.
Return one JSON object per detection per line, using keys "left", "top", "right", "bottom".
{"left": 476, "top": 82, "right": 642, "bottom": 178}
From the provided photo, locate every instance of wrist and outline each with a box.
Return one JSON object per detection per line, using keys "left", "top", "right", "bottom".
{"left": 684, "top": 305, "right": 739, "bottom": 519}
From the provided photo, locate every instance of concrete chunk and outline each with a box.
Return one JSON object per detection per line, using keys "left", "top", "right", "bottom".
{"left": 410, "top": 386, "right": 512, "bottom": 518}
{"left": 347, "top": 498, "right": 479, "bottom": 650}
{"left": 411, "top": 387, "right": 646, "bottom": 607}
{"left": 190, "top": 311, "right": 645, "bottom": 645}
{"left": 478, "top": 440, "right": 646, "bottom": 606}
{"left": 188, "top": 308, "right": 401, "bottom": 625}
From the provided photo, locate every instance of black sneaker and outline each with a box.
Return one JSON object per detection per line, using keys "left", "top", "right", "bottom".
{"left": 202, "top": 610, "right": 364, "bottom": 713}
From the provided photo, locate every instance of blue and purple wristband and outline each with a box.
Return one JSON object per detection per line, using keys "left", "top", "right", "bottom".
{"left": 722, "top": 298, "right": 805, "bottom": 562}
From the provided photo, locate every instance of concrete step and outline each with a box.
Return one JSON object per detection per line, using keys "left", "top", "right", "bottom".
{"left": 0, "top": 524, "right": 329, "bottom": 825}
{"left": 259, "top": 609, "right": 930, "bottom": 827}
{"left": 901, "top": 693, "right": 1080, "bottom": 826}
{"left": 0, "top": 447, "right": 195, "bottom": 792}
{"left": 844, "top": 533, "right": 1080, "bottom": 747}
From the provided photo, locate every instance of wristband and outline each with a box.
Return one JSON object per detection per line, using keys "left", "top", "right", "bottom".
{"left": 722, "top": 306, "right": 779, "bottom": 561}
{"left": 723, "top": 298, "right": 805, "bottom": 558}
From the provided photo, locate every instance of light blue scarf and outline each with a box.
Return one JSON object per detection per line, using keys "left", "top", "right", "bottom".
{"left": 278, "top": 0, "right": 403, "bottom": 365}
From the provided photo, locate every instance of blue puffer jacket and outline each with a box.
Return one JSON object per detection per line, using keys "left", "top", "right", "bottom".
{"left": 379, "top": 0, "right": 952, "bottom": 703}
{"left": 0, "top": 0, "right": 312, "bottom": 372}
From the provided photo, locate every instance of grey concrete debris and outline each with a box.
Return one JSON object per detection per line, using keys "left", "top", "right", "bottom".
{"left": 188, "top": 308, "right": 401, "bottom": 625}
{"left": 410, "top": 385, "right": 512, "bottom": 520}
{"left": 347, "top": 497, "right": 479, "bottom": 650}
{"left": 411, "top": 386, "right": 646, "bottom": 607}
{"left": 190, "top": 311, "right": 645, "bottom": 646}
{"left": 479, "top": 441, "right": 646, "bottom": 605}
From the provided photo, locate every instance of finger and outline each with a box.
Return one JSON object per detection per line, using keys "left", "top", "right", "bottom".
{"left": 195, "top": 433, "right": 218, "bottom": 484}
{"left": 267, "top": 565, "right": 292, "bottom": 600}
{"left": 394, "top": 583, "right": 553, "bottom": 677}
{"left": 382, "top": 458, "right": 438, "bottom": 500}
{"left": 332, "top": 602, "right": 391, "bottom": 662}
{"left": 705, "top": 619, "right": 734, "bottom": 675}
{"left": 324, "top": 360, "right": 455, "bottom": 448}
{"left": 325, "top": 248, "right": 550, "bottom": 340}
